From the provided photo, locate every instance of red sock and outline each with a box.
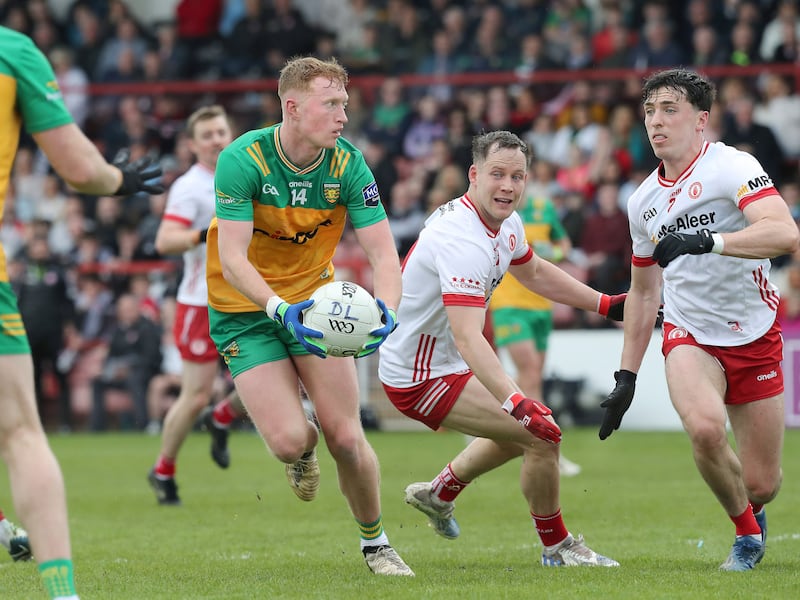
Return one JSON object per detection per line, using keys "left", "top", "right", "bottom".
{"left": 213, "top": 399, "right": 238, "bottom": 426}
{"left": 730, "top": 504, "right": 760, "bottom": 536}
{"left": 154, "top": 456, "right": 176, "bottom": 478}
{"left": 532, "top": 509, "right": 569, "bottom": 547}
{"left": 0, "top": 508, "right": 5, "bottom": 521}
{"left": 431, "top": 463, "right": 469, "bottom": 502}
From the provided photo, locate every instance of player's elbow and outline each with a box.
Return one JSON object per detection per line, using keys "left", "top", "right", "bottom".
{"left": 782, "top": 225, "right": 800, "bottom": 256}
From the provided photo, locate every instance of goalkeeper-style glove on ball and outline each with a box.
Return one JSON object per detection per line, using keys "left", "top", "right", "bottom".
{"left": 266, "top": 296, "right": 327, "bottom": 359}
{"left": 357, "top": 298, "right": 397, "bottom": 358}
{"left": 113, "top": 148, "right": 166, "bottom": 195}
{"left": 599, "top": 369, "right": 636, "bottom": 440}
{"left": 652, "top": 229, "right": 715, "bottom": 267}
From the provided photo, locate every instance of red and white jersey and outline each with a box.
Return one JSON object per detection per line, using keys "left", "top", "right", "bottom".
{"left": 162, "top": 163, "right": 215, "bottom": 307}
{"left": 379, "top": 195, "right": 532, "bottom": 387}
{"left": 628, "top": 141, "right": 780, "bottom": 346}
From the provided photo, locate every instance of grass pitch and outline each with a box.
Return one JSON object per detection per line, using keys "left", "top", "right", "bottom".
{"left": 1, "top": 427, "right": 799, "bottom": 599}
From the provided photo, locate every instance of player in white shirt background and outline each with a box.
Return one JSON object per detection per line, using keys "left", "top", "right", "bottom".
{"left": 147, "top": 105, "right": 245, "bottom": 506}
{"left": 379, "top": 130, "right": 625, "bottom": 567}
{"left": 598, "top": 68, "right": 799, "bottom": 571}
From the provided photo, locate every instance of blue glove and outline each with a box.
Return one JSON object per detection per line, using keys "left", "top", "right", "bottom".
{"left": 266, "top": 297, "right": 327, "bottom": 359}
{"left": 357, "top": 298, "right": 397, "bottom": 358}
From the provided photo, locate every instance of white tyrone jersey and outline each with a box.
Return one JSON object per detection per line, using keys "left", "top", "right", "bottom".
{"left": 163, "top": 163, "right": 216, "bottom": 306}
{"left": 628, "top": 141, "right": 780, "bottom": 346}
{"left": 379, "top": 195, "right": 532, "bottom": 386}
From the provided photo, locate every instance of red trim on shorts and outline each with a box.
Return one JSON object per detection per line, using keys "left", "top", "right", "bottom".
{"left": 173, "top": 302, "right": 219, "bottom": 363}
{"left": 662, "top": 320, "right": 783, "bottom": 404}
{"left": 382, "top": 371, "right": 473, "bottom": 429}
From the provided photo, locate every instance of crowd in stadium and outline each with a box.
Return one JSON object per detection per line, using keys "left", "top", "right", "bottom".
{"left": 3, "top": 0, "right": 800, "bottom": 432}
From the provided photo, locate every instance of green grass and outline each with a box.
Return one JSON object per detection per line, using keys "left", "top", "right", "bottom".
{"left": 2, "top": 427, "right": 799, "bottom": 599}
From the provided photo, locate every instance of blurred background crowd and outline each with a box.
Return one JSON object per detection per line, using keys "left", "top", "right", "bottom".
{"left": 3, "top": 0, "right": 800, "bottom": 432}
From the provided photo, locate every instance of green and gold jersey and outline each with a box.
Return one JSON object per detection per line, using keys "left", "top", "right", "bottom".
{"left": 490, "top": 194, "right": 567, "bottom": 311}
{"left": 207, "top": 124, "right": 385, "bottom": 312}
{"left": 0, "top": 26, "right": 73, "bottom": 282}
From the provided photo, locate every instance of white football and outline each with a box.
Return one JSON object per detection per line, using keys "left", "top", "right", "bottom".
{"left": 303, "top": 281, "right": 383, "bottom": 357}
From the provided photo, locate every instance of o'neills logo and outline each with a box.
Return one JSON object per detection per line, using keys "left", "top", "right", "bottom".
{"left": 757, "top": 370, "right": 778, "bottom": 382}
{"left": 667, "top": 327, "right": 689, "bottom": 340}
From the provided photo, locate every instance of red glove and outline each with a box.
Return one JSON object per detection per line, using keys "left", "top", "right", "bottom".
{"left": 502, "top": 393, "right": 562, "bottom": 444}
{"left": 598, "top": 293, "right": 626, "bottom": 321}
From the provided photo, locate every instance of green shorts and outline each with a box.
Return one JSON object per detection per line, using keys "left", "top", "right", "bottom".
{"left": 0, "top": 282, "right": 30, "bottom": 354}
{"left": 208, "top": 307, "right": 312, "bottom": 378}
{"left": 492, "top": 307, "right": 552, "bottom": 352}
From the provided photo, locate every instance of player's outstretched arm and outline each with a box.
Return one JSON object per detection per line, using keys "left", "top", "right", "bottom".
{"left": 510, "top": 256, "right": 625, "bottom": 320}
{"left": 33, "top": 125, "right": 163, "bottom": 197}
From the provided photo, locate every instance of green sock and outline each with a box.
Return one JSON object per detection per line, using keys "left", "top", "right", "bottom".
{"left": 38, "top": 559, "right": 76, "bottom": 599}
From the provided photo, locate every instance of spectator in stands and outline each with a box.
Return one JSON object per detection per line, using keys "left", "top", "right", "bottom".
{"left": 387, "top": 177, "right": 426, "bottom": 259}
{"left": 722, "top": 95, "right": 785, "bottom": 183}
{"left": 68, "top": 4, "right": 105, "bottom": 83}
{"left": 90, "top": 292, "right": 162, "bottom": 431}
{"left": 10, "top": 147, "right": 44, "bottom": 224}
{"left": 417, "top": 27, "right": 467, "bottom": 104}
{"left": 173, "top": 0, "right": 223, "bottom": 78}
{"left": 15, "top": 235, "right": 74, "bottom": 431}
{"left": 728, "top": 21, "right": 761, "bottom": 66}
{"left": 402, "top": 95, "right": 447, "bottom": 162}
{"left": 607, "top": 103, "right": 653, "bottom": 174}
{"left": 754, "top": 73, "right": 800, "bottom": 160}
{"left": 49, "top": 46, "right": 89, "bottom": 128}
{"left": 34, "top": 174, "right": 68, "bottom": 225}
{"left": 49, "top": 194, "right": 89, "bottom": 259}
{"left": 339, "top": 21, "right": 384, "bottom": 76}
{"left": 59, "top": 272, "right": 114, "bottom": 409}
{"left": 364, "top": 77, "right": 412, "bottom": 155}
{"left": 94, "top": 16, "right": 148, "bottom": 81}
{"left": 464, "top": 4, "right": 512, "bottom": 73}
{"left": 633, "top": 16, "right": 686, "bottom": 68}
{"left": 759, "top": 0, "right": 800, "bottom": 61}
{"left": 222, "top": 0, "right": 266, "bottom": 78}
{"left": 579, "top": 181, "right": 631, "bottom": 298}
{"left": 592, "top": 3, "right": 635, "bottom": 65}
{"left": 263, "top": 0, "right": 316, "bottom": 60}
{"left": 770, "top": 17, "right": 800, "bottom": 62}
{"left": 378, "top": 0, "right": 429, "bottom": 75}
{"left": 333, "top": 0, "right": 377, "bottom": 61}
{"left": 690, "top": 24, "right": 729, "bottom": 67}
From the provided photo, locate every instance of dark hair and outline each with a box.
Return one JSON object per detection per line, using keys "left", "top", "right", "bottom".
{"left": 471, "top": 130, "right": 531, "bottom": 165}
{"left": 641, "top": 68, "right": 716, "bottom": 112}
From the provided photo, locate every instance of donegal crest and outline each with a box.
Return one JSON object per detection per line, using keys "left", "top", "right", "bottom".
{"left": 323, "top": 182, "right": 341, "bottom": 204}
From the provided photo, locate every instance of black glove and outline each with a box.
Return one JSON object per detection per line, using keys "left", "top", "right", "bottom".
{"left": 599, "top": 369, "right": 636, "bottom": 440}
{"left": 652, "top": 229, "right": 714, "bottom": 267}
{"left": 113, "top": 149, "right": 165, "bottom": 196}
{"left": 598, "top": 293, "right": 626, "bottom": 321}
{"left": 198, "top": 228, "right": 208, "bottom": 244}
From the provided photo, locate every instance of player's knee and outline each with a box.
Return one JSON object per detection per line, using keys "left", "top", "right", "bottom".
{"left": 745, "top": 470, "right": 782, "bottom": 505}
{"left": 269, "top": 430, "right": 311, "bottom": 463}
{"left": 685, "top": 417, "right": 726, "bottom": 452}
{"left": 323, "top": 425, "right": 364, "bottom": 462}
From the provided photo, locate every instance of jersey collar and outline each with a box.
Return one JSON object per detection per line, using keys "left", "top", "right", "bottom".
{"left": 273, "top": 125, "right": 326, "bottom": 174}
{"left": 657, "top": 140, "right": 709, "bottom": 187}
